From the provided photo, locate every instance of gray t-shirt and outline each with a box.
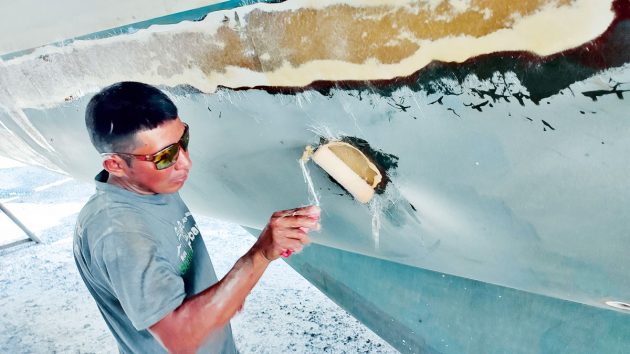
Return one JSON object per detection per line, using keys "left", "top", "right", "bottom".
{"left": 73, "top": 170, "right": 237, "bottom": 354}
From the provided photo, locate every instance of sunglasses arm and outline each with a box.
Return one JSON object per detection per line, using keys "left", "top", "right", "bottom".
{"left": 100, "top": 152, "right": 153, "bottom": 161}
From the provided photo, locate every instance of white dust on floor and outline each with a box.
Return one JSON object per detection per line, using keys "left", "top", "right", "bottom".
{"left": 0, "top": 158, "right": 395, "bottom": 353}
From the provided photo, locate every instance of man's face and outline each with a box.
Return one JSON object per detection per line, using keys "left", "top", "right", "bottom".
{"left": 120, "top": 118, "right": 192, "bottom": 195}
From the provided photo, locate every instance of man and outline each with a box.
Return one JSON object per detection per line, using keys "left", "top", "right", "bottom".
{"left": 73, "top": 81, "right": 320, "bottom": 353}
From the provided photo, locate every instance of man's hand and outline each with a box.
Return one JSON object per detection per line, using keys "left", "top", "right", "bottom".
{"left": 254, "top": 205, "right": 321, "bottom": 261}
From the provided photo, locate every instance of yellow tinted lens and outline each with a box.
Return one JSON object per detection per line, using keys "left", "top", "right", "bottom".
{"left": 153, "top": 144, "right": 179, "bottom": 170}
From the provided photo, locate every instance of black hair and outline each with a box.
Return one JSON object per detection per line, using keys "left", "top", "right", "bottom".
{"left": 85, "top": 81, "right": 178, "bottom": 154}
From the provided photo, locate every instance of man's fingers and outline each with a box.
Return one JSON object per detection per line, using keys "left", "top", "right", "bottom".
{"left": 288, "top": 230, "right": 311, "bottom": 245}
{"left": 273, "top": 230, "right": 310, "bottom": 253}
{"left": 273, "top": 205, "right": 320, "bottom": 218}
{"left": 274, "top": 227, "right": 311, "bottom": 244}
{"left": 273, "top": 215, "right": 320, "bottom": 229}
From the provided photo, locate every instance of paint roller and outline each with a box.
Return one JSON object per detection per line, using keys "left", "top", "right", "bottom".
{"left": 300, "top": 141, "right": 382, "bottom": 204}
{"left": 281, "top": 141, "right": 381, "bottom": 258}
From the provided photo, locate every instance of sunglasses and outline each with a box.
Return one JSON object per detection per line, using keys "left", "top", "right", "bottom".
{"left": 104, "top": 123, "right": 190, "bottom": 170}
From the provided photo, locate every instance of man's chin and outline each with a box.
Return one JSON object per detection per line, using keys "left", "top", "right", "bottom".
{"left": 164, "top": 180, "right": 186, "bottom": 194}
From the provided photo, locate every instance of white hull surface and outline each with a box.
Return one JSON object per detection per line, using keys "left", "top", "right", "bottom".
{"left": 1, "top": 1, "right": 629, "bottom": 352}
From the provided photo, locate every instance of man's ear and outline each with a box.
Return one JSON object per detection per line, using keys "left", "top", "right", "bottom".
{"left": 102, "top": 155, "right": 128, "bottom": 177}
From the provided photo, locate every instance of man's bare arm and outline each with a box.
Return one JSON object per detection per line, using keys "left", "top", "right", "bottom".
{"left": 149, "top": 205, "right": 320, "bottom": 353}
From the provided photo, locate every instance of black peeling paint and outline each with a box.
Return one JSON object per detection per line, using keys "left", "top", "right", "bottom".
{"left": 542, "top": 120, "right": 555, "bottom": 131}
{"left": 387, "top": 97, "right": 412, "bottom": 112}
{"left": 471, "top": 87, "right": 511, "bottom": 103}
{"left": 428, "top": 96, "right": 444, "bottom": 105}
{"left": 582, "top": 82, "right": 629, "bottom": 101}
{"left": 465, "top": 101, "right": 489, "bottom": 112}
{"left": 447, "top": 108, "right": 460, "bottom": 118}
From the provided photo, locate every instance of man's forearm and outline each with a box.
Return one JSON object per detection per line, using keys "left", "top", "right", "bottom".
{"left": 150, "top": 205, "right": 319, "bottom": 353}
{"left": 150, "top": 246, "right": 270, "bottom": 353}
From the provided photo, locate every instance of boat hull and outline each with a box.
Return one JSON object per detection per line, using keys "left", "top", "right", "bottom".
{"left": 1, "top": 1, "right": 629, "bottom": 352}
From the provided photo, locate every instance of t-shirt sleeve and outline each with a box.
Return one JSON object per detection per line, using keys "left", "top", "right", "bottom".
{"left": 96, "top": 232, "right": 186, "bottom": 330}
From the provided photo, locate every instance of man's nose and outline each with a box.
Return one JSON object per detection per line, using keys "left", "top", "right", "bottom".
{"left": 174, "top": 146, "right": 192, "bottom": 170}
